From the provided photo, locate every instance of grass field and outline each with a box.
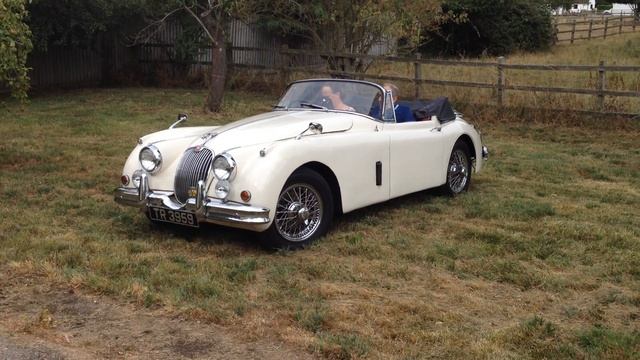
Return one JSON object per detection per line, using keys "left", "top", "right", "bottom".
{"left": 1, "top": 88, "right": 639, "bottom": 359}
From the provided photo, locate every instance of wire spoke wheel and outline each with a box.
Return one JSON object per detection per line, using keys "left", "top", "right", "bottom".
{"left": 447, "top": 149, "right": 469, "bottom": 194}
{"left": 275, "top": 183, "right": 323, "bottom": 242}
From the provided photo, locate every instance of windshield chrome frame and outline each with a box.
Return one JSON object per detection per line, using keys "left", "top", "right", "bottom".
{"left": 274, "top": 79, "right": 394, "bottom": 123}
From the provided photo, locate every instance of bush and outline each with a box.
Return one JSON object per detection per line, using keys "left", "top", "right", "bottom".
{"left": 0, "top": 0, "right": 32, "bottom": 101}
{"left": 421, "top": 0, "right": 556, "bottom": 57}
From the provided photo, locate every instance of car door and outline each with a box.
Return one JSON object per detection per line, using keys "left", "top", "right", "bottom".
{"left": 382, "top": 97, "right": 447, "bottom": 199}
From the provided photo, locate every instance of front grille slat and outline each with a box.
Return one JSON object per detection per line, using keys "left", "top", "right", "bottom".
{"left": 174, "top": 147, "right": 213, "bottom": 204}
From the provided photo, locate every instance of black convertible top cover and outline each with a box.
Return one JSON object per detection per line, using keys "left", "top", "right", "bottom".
{"left": 398, "top": 97, "right": 456, "bottom": 123}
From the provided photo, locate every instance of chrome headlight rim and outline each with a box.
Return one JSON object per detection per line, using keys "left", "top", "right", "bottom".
{"left": 139, "top": 145, "right": 162, "bottom": 173}
{"left": 212, "top": 153, "right": 237, "bottom": 181}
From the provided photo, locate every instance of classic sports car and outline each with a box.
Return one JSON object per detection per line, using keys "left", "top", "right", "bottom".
{"left": 114, "top": 79, "right": 488, "bottom": 248}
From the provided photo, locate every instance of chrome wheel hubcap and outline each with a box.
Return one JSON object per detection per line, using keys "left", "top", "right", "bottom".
{"left": 276, "top": 184, "right": 323, "bottom": 242}
{"left": 448, "top": 149, "right": 469, "bottom": 193}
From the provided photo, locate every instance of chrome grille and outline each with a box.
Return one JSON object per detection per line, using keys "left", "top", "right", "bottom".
{"left": 174, "top": 147, "right": 213, "bottom": 204}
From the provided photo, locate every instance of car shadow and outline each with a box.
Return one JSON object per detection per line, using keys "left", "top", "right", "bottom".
{"left": 145, "top": 187, "right": 446, "bottom": 252}
{"left": 337, "top": 187, "right": 444, "bottom": 225}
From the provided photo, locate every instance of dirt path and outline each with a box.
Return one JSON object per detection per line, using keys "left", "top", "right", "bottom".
{"left": 0, "top": 274, "right": 314, "bottom": 360}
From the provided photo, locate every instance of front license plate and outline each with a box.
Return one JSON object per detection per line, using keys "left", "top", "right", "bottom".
{"left": 148, "top": 207, "right": 199, "bottom": 228}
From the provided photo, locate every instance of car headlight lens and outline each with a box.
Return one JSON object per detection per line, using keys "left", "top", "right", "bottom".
{"left": 139, "top": 145, "right": 162, "bottom": 173}
{"left": 212, "top": 153, "right": 236, "bottom": 180}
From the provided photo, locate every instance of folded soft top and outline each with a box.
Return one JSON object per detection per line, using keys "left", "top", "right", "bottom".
{"left": 397, "top": 97, "right": 456, "bottom": 123}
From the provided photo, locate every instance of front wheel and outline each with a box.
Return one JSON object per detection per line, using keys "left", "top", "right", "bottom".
{"left": 260, "top": 168, "right": 334, "bottom": 249}
{"left": 444, "top": 140, "right": 472, "bottom": 196}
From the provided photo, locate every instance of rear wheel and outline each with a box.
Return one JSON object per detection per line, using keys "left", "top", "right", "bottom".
{"left": 444, "top": 140, "right": 472, "bottom": 196}
{"left": 261, "top": 168, "right": 334, "bottom": 249}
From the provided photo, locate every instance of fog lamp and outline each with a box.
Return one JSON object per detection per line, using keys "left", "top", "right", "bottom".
{"left": 215, "top": 180, "right": 231, "bottom": 199}
{"left": 132, "top": 170, "right": 144, "bottom": 188}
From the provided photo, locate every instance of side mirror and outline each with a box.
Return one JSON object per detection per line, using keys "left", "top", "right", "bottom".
{"left": 169, "top": 113, "right": 188, "bottom": 129}
{"left": 309, "top": 122, "right": 323, "bottom": 134}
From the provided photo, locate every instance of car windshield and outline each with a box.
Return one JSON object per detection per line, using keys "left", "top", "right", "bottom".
{"left": 276, "top": 80, "right": 384, "bottom": 119}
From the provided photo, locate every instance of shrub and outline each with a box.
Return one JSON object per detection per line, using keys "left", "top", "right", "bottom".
{"left": 421, "top": 0, "right": 556, "bottom": 56}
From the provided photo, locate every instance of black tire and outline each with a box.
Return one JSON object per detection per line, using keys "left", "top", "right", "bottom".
{"left": 443, "top": 140, "right": 472, "bottom": 196}
{"left": 260, "top": 168, "right": 334, "bottom": 249}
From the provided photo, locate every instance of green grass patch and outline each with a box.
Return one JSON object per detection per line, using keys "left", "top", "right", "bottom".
{"left": 1, "top": 88, "right": 639, "bottom": 359}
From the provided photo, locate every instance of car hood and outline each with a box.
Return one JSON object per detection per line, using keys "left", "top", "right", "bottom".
{"left": 199, "top": 110, "right": 354, "bottom": 152}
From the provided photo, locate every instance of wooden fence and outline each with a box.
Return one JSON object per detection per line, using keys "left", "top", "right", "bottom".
{"left": 555, "top": 14, "right": 639, "bottom": 43}
{"left": 228, "top": 47, "right": 640, "bottom": 116}
{"left": 26, "top": 34, "right": 136, "bottom": 89}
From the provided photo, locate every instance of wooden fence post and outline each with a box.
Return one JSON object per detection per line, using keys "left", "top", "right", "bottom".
{"left": 571, "top": 20, "right": 577, "bottom": 43}
{"left": 597, "top": 60, "right": 606, "bottom": 112}
{"left": 588, "top": 20, "right": 594, "bottom": 40}
{"left": 414, "top": 53, "right": 422, "bottom": 101}
{"left": 604, "top": 18, "right": 609, "bottom": 39}
{"left": 280, "top": 44, "right": 290, "bottom": 88}
{"left": 497, "top": 56, "right": 505, "bottom": 108}
{"left": 619, "top": 14, "right": 624, "bottom": 34}
{"left": 634, "top": 15, "right": 637, "bottom": 31}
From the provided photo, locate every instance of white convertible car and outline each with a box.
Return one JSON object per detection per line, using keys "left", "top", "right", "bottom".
{"left": 114, "top": 79, "right": 488, "bottom": 248}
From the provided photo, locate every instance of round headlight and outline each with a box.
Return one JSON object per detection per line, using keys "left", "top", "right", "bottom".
{"left": 212, "top": 153, "right": 236, "bottom": 180}
{"left": 139, "top": 145, "right": 162, "bottom": 173}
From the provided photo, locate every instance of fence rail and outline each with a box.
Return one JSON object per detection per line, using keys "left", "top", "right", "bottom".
{"left": 555, "top": 15, "right": 639, "bottom": 43}
{"left": 224, "top": 46, "right": 640, "bottom": 116}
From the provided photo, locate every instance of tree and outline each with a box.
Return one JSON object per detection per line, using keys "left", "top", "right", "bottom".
{"left": 139, "top": 0, "right": 252, "bottom": 112}
{"left": 255, "top": 0, "right": 445, "bottom": 72}
{"left": 181, "top": 0, "right": 238, "bottom": 112}
{"left": 421, "top": 0, "right": 556, "bottom": 57}
{"left": 0, "top": 0, "right": 33, "bottom": 101}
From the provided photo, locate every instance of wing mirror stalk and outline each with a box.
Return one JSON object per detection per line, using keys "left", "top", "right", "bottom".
{"left": 169, "top": 114, "right": 188, "bottom": 129}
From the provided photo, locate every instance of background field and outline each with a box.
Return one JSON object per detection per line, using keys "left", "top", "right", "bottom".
{"left": 1, "top": 88, "right": 639, "bottom": 359}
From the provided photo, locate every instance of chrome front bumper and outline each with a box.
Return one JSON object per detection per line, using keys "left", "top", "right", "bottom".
{"left": 114, "top": 174, "right": 270, "bottom": 225}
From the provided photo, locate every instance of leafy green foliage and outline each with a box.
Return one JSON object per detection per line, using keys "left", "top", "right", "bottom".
{"left": 256, "top": 0, "right": 445, "bottom": 71}
{"left": 27, "top": 0, "right": 146, "bottom": 51}
{"left": 422, "top": 0, "right": 556, "bottom": 56}
{"left": 0, "top": 0, "right": 32, "bottom": 101}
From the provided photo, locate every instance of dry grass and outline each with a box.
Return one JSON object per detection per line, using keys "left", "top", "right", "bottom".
{"left": 1, "top": 87, "right": 639, "bottom": 359}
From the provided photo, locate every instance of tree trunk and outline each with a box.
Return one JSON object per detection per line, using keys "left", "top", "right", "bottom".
{"left": 205, "top": 25, "right": 226, "bottom": 112}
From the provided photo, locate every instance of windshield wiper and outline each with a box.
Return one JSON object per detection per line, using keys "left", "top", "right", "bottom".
{"left": 273, "top": 105, "right": 288, "bottom": 110}
{"left": 300, "top": 102, "right": 327, "bottom": 110}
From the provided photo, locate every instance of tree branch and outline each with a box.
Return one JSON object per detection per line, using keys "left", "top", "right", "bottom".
{"left": 129, "top": 7, "right": 182, "bottom": 46}
{"left": 184, "top": 5, "right": 219, "bottom": 48}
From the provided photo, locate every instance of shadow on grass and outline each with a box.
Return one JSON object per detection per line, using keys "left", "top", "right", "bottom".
{"left": 121, "top": 186, "right": 447, "bottom": 253}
